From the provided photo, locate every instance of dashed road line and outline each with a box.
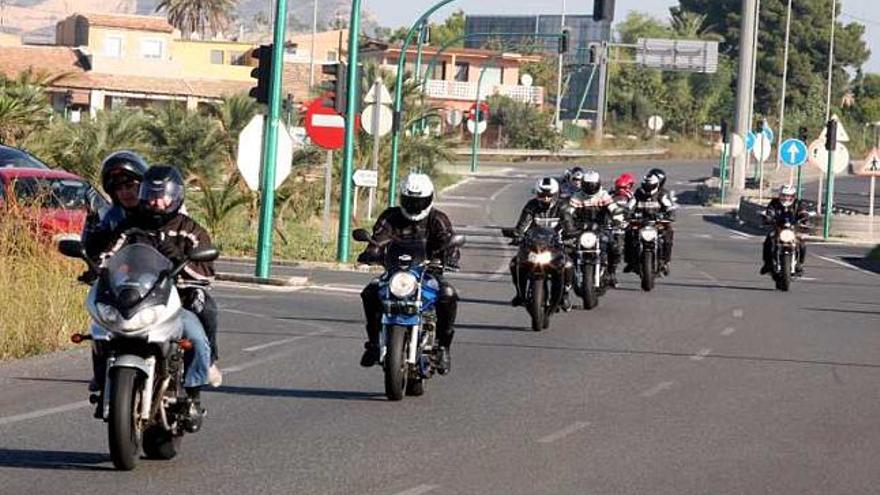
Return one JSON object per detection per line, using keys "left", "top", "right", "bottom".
{"left": 691, "top": 348, "right": 712, "bottom": 361}
{"left": 537, "top": 421, "right": 590, "bottom": 444}
{"left": 641, "top": 381, "right": 674, "bottom": 397}
{"left": 721, "top": 327, "right": 736, "bottom": 336}
{"left": 733, "top": 309, "right": 744, "bottom": 318}
{"left": 391, "top": 485, "right": 440, "bottom": 495}
{"left": 0, "top": 400, "right": 90, "bottom": 427}
{"left": 811, "top": 254, "right": 877, "bottom": 277}
{"left": 241, "top": 329, "right": 331, "bottom": 353}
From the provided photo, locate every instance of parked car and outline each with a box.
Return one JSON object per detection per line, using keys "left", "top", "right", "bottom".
{"left": 0, "top": 145, "right": 51, "bottom": 170}
{"left": 0, "top": 168, "right": 90, "bottom": 241}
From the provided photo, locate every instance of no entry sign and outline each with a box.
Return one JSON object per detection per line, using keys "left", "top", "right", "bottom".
{"left": 305, "top": 98, "right": 345, "bottom": 150}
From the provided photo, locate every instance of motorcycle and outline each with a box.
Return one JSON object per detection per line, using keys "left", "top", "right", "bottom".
{"left": 503, "top": 225, "right": 566, "bottom": 332}
{"left": 570, "top": 221, "right": 607, "bottom": 310}
{"left": 629, "top": 207, "right": 670, "bottom": 292}
{"left": 765, "top": 212, "right": 806, "bottom": 291}
{"left": 352, "top": 229, "right": 465, "bottom": 401}
{"left": 58, "top": 236, "right": 218, "bottom": 471}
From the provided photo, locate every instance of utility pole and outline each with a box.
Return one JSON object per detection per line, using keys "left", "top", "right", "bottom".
{"left": 776, "top": 0, "right": 793, "bottom": 173}
{"left": 732, "top": 0, "right": 758, "bottom": 193}
{"left": 309, "top": 0, "right": 318, "bottom": 88}
{"left": 825, "top": 0, "right": 837, "bottom": 122}
{"left": 554, "top": 0, "right": 566, "bottom": 131}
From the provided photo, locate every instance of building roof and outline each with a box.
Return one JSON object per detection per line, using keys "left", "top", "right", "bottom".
{"left": 78, "top": 13, "right": 175, "bottom": 34}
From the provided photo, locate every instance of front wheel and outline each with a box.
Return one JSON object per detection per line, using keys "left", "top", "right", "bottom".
{"left": 143, "top": 425, "right": 181, "bottom": 460}
{"left": 384, "top": 326, "right": 407, "bottom": 401}
{"left": 581, "top": 264, "right": 599, "bottom": 310}
{"left": 108, "top": 367, "right": 143, "bottom": 471}
{"left": 776, "top": 252, "right": 792, "bottom": 291}
{"left": 640, "top": 250, "right": 655, "bottom": 292}
{"left": 529, "top": 279, "right": 546, "bottom": 332}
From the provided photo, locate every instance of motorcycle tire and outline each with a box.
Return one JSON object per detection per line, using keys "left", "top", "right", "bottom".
{"left": 143, "top": 425, "right": 181, "bottom": 460}
{"left": 640, "top": 251, "right": 655, "bottom": 292}
{"left": 405, "top": 378, "right": 425, "bottom": 397}
{"left": 582, "top": 265, "right": 599, "bottom": 310}
{"left": 530, "top": 280, "right": 546, "bottom": 332}
{"left": 776, "top": 253, "right": 792, "bottom": 292}
{"left": 384, "top": 325, "right": 407, "bottom": 401}
{"left": 108, "top": 367, "right": 143, "bottom": 471}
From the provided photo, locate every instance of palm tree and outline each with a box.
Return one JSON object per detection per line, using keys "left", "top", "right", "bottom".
{"left": 144, "top": 103, "right": 225, "bottom": 179}
{"left": 155, "top": 0, "right": 235, "bottom": 40}
{"left": 669, "top": 10, "right": 722, "bottom": 41}
{"left": 0, "top": 76, "right": 53, "bottom": 146}
{"left": 208, "top": 93, "right": 261, "bottom": 166}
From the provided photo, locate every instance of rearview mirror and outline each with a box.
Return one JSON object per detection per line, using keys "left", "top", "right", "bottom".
{"left": 189, "top": 247, "right": 220, "bottom": 263}
{"left": 58, "top": 239, "right": 85, "bottom": 259}
{"left": 352, "top": 228, "right": 372, "bottom": 242}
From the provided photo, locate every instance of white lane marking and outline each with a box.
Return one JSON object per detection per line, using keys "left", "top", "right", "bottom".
{"left": 641, "top": 381, "right": 674, "bottom": 397}
{"left": 811, "top": 254, "right": 877, "bottom": 277}
{"left": 537, "top": 421, "right": 590, "bottom": 444}
{"left": 693, "top": 233, "right": 713, "bottom": 239}
{"left": 489, "top": 182, "right": 518, "bottom": 202}
{"left": 214, "top": 281, "right": 303, "bottom": 293}
{"left": 733, "top": 309, "right": 744, "bottom": 318}
{"left": 438, "top": 195, "right": 481, "bottom": 201}
{"left": 303, "top": 285, "right": 363, "bottom": 295}
{"left": 727, "top": 229, "right": 754, "bottom": 239}
{"left": 439, "top": 177, "right": 473, "bottom": 195}
{"left": 242, "top": 329, "right": 331, "bottom": 353}
{"left": 799, "top": 277, "right": 819, "bottom": 281}
{"left": 392, "top": 485, "right": 440, "bottom": 495}
{"left": 691, "top": 348, "right": 712, "bottom": 361}
{"left": 433, "top": 202, "right": 482, "bottom": 209}
{"left": 721, "top": 327, "right": 736, "bottom": 336}
{"left": 0, "top": 401, "right": 90, "bottom": 427}
{"left": 697, "top": 269, "right": 720, "bottom": 283}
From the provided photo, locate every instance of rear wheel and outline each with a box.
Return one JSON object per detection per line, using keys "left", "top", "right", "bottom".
{"left": 108, "top": 368, "right": 143, "bottom": 471}
{"left": 776, "top": 253, "right": 792, "bottom": 291}
{"left": 640, "top": 251, "right": 655, "bottom": 292}
{"left": 582, "top": 265, "right": 599, "bottom": 310}
{"left": 405, "top": 378, "right": 425, "bottom": 396}
{"left": 143, "top": 425, "right": 181, "bottom": 460}
{"left": 384, "top": 326, "right": 407, "bottom": 401}
{"left": 529, "top": 279, "right": 546, "bottom": 332}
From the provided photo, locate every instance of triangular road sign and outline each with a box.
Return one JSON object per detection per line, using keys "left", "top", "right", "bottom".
{"left": 818, "top": 114, "right": 850, "bottom": 143}
{"left": 364, "top": 80, "right": 393, "bottom": 105}
{"left": 860, "top": 147, "right": 880, "bottom": 176}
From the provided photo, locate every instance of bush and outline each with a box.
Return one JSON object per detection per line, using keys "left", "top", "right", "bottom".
{"left": 487, "top": 95, "right": 564, "bottom": 151}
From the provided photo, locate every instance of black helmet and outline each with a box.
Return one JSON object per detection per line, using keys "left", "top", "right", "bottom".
{"left": 647, "top": 167, "right": 667, "bottom": 188}
{"left": 641, "top": 173, "right": 661, "bottom": 195}
{"left": 100, "top": 151, "right": 148, "bottom": 201}
{"left": 582, "top": 169, "right": 601, "bottom": 195}
{"left": 139, "top": 165, "right": 184, "bottom": 224}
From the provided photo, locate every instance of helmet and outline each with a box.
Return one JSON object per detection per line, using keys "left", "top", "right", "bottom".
{"left": 567, "top": 166, "right": 585, "bottom": 186}
{"left": 582, "top": 170, "right": 601, "bottom": 195}
{"left": 780, "top": 184, "right": 796, "bottom": 207}
{"left": 535, "top": 177, "right": 560, "bottom": 198}
{"left": 614, "top": 173, "right": 635, "bottom": 192}
{"left": 647, "top": 168, "right": 667, "bottom": 188}
{"left": 641, "top": 173, "right": 661, "bottom": 194}
{"left": 400, "top": 173, "right": 434, "bottom": 221}
{"left": 139, "top": 165, "right": 185, "bottom": 224}
{"left": 100, "top": 151, "right": 148, "bottom": 201}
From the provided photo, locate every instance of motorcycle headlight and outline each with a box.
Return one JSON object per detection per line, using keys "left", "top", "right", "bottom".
{"left": 779, "top": 229, "right": 796, "bottom": 244}
{"left": 389, "top": 272, "right": 418, "bottom": 299}
{"left": 640, "top": 227, "right": 658, "bottom": 242}
{"left": 96, "top": 303, "right": 121, "bottom": 325}
{"left": 528, "top": 251, "right": 553, "bottom": 265}
{"left": 579, "top": 232, "right": 598, "bottom": 249}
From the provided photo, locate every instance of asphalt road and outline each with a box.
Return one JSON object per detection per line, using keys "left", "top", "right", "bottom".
{"left": 802, "top": 174, "right": 879, "bottom": 215}
{"left": 1, "top": 161, "right": 878, "bottom": 494}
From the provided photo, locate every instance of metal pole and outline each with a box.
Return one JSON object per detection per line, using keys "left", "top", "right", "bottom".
{"left": 595, "top": 43, "right": 608, "bottom": 143}
{"left": 367, "top": 79, "right": 380, "bottom": 220}
{"left": 322, "top": 150, "right": 333, "bottom": 242}
{"left": 309, "top": 0, "right": 318, "bottom": 88}
{"left": 823, "top": 149, "right": 834, "bottom": 239}
{"left": 574, "top": 63, "right": 598, "bottom": 121}
{"left": 796, "top": 164, "right": 803, "bottom": 200}
{"left": 336, "top": 0, "right": 362, "bottom": 262}
{"left": 732, "top": 0, "right": 758, "bottom": 192}
{"left": 471, "top": 63, "right": 492, "bottom": 173}
{"left": 554, "top": 0, "right": 566, "bottom": 131}
{"left": 255, "top": 0, "right": 289, "bottom": 278}
{"left": 775, "top": 0, "right": 793, "bottom": 171}
{"left": 720, "top": 145, "right": 729, "bottom": 204}
{"left": 870, "top": 176, "right": 876, "bottom": 240}
{"left": 745, "top": 0, "right": 760, "bottom": 185}
{"left": 825, "top": 0, "right": 837, "bottom": 122}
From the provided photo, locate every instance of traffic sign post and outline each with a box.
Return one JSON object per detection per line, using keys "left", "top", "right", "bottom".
{"left": 237, "top": 115, "right": 293, "bottom": 192}
{"left": 823, "top": 119, "right": 838, "bottom": 239}
{"left": 752, "top": 133, "right": 772, "bottom": 201}
{"left": 779, "top": 138, "right": 808, "bottom": 168}
{"left": 363, "top": 79, "right": 392, "bottom": 220}
{"left": 468, "top": 99, "right": 491, "bottom": 173}
{"left": 858, "top": 148, "right": 880, "bottom": 240}
{"left": 719, "top": 120, "right": 729, "bottom": 204}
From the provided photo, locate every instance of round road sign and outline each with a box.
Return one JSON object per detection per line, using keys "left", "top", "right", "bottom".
{"left": 305, "top": 98, "right": 345, "bottom": 150}
{"left": 647, "top": 115, "right": 664, "bottom": 132}
{"left": 360, "top": 104, "right": 393, "bottom": 137}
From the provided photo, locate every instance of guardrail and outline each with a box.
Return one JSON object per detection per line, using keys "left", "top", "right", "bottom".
{"left": 451, "top": 148, "right": 669, "bottom": 158}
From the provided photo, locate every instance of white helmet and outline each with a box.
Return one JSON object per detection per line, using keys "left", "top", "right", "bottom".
{"left": 780, "top": 184, "right": 796, "bottom": 207}
{"left": 535, "top": 177, "right": 560, "bottom": 198}
{"left": 400, "top": 173, "right": 435, "bottom": 221}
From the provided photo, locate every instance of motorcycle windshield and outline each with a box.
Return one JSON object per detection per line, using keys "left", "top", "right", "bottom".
{"left": 524, "top": 226, "right": 557, "bottom": 251}
{"left": 384, "top": 238, "right": 428, "bottom": 269}
{"left": 105, "top": 244, "right": 173, "bottom": 300}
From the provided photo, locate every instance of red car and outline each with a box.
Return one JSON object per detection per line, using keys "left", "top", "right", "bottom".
{"left": 0, "top": 167, "right": 91, "bottom": 241}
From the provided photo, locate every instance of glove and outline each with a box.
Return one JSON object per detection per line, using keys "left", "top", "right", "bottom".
{"left": 157, "top": 242, "right": 184, "bottom": 262}
{"left": 77, "top": 269, "right": 98, "bottom": 285}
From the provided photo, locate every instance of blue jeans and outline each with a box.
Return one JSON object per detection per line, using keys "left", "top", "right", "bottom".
{"left": 182, "top": 310, "right": 211, "bottom": 388}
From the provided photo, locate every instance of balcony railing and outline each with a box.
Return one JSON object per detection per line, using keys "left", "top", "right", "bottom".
{"left": 423, "top": 80, "right": 544, "bottom": 105}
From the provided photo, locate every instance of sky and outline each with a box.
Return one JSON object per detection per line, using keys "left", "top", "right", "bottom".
{"left": 363, "top": 0, "right": 880, "bottom": 73}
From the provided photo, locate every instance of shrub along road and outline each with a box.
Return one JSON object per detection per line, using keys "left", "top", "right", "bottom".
{"left": 0, "top": 161, "right": 877, "bottom": 494}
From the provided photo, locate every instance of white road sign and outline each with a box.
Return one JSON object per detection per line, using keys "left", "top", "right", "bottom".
{"left": 647, "top": 115, "right": 664, "bottom": 132}
{"left": 809, "top": 141, "right": 850, "bottom": 175}
{"left": 818, "top": 114, "right": 851, "bottom": 143}
{"left": 446, "top": 109, "right": 464, "bottom": 127}
{"left": 466, "top": 119, "right": 488, "bottom": 135}
{"left": 363, "top": 81, "right": 393, "bottom": 104}
{"left": 752, "top": 133, "right": 772, "bottom": 161}
{"left": 859, "top": 147, "right": 880, "bottom": 177}
{"left": 728, "top": 133, "right": 745, "bottom": 158}
{"left": 361, "top": 104, "right": 393, "bottom": 136}
{"left": 237, "top": 115, "right": 292, "bottom": 191}
{"left": 353, "top": 169, "right": 378, "bottom": 188}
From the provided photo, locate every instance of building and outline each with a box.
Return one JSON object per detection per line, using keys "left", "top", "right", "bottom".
{"left": 360, "top": 40, "right": 545, "bottom": 113}
{"left": 464, "top": 15, "right": 611, "bottom": 120}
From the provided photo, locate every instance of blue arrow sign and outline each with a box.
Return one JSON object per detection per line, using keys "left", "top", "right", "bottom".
{"left": 779, "top": 138, "right": 808, "bottom": 167}
{"left": 745, "top": 131, "right": 756, "bottom": 152}
{"left": 761, "top": 124, "right": 774, "bottom": 143}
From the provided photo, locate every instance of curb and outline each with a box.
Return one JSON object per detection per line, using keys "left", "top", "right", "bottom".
{"left": 216, "top": 272, "right": 309, "bottom": 287}
{"left": 219, "top": 256, "right": 382, "bottom": 274}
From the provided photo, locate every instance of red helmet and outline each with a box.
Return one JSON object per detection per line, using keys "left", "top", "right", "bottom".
{"left": 614, "top": 173, "right": 635, "bottom": 191}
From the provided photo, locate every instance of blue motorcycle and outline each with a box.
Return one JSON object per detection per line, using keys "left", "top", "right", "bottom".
{"left": 353, "top": 229, "right": 465, "bottom": 401}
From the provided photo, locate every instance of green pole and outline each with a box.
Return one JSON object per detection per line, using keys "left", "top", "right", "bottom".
{"left": 336, "top": 0, "right": 363, "bottom": 263}
{"left": 822, "top": 148, "right": 835, "bottom": 239}
{"left": 796, "top": 164, "right": 803, "bottom": 200}
{"left": 255, "top": 0, "right": 289, "bottom": 278}
{"left": 470, "top": 62, "right": 494, "bottom": 173}
{"left": 414, "top": 21, "right": 427, "bottom": 135}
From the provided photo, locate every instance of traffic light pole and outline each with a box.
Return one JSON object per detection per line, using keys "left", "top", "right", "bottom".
{"left": 255, "top": 0, "right": 289, "bottom": 278}
{"left": 471, "top": 61, "right": 497, "bottom": 173}
{"left": 336, "top": 0, "right": 363, "bottom": 263}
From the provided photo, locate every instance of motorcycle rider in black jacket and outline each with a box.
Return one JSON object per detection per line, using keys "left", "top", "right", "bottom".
{"left": 357, "top": 173, "right": 460, "bottom": 375}
{"left": 624, "top": 169, "right": 677, "bottom": 274}
{"left": 761, "top": 184, "right": 810, "bottom": 275}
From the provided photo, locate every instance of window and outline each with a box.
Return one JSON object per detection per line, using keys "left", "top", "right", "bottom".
{"left": 427, "top": 62, "right": 446, "bottom": 80}
{"left": 326, "top": 50, "right": 338, "bottom": 62}
{"left": 210, "top": 50, "right": 224, "bottom": 65}
{"left": 454, "top": 62, "right": 469, "bottom": 82}
{"left": 140, "top": 38, "right": 164, "bottom": 59}
{"left": 229, "top": 52, "right": 247, "bottom": 66}
{"left": 103, "top": 36, "right": 122, "bottom": 58}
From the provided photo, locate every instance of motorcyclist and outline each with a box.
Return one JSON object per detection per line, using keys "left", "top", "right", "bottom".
{"left": 560, "top": 166, "right": 585, "bottom": 199}
{"left": 357, "top": 173, "right": 460, "bottom": 374}
{"left": 91, "top": 166, "right": 218, "bottom": 428}
{"left": 761, "top": 184, "right": 810, "bottom": 275}
{"left": 612, "top": 173, "right": 636, "bottom": 207}
{"left": 509, "top": 177, "right": 571, "bottom": 308}
{"left": 561, "top": 170, "right": 625, "bottom": 287}
{"left": 624, "top": 170, "right": 677, "bottom": 275}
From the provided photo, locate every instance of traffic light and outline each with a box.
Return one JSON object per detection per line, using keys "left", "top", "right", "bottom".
{"left": 721, "top": 119, "right": 729, "bottom": 144}
{"left": 249, "top": 44, "right": 273, "bottom": 105}
{"left": 588, "top": 44, "right": 600, "bottom": 64}
{"left": 321, "top": 62, "right": 348, "bottom": 114}
{"left": 825, "top": 119, "right": 837, "bottom": 151}
{"left": 593, "top": 0, "right": 616, "bottom": 21}
{"left": 798, "top": 126, "right": 809, "bottom": 143}
{"left": 559, "top": 28, "right": 571, "bottom": 54}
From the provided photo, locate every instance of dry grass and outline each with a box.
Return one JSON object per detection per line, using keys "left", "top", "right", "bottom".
{"left": 0, "top": 206, "right": 89, "bottom": 360}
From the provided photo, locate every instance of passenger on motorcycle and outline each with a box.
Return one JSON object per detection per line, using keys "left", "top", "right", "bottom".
{"left": 358, "top": 173, "right": 460, "bottom": 375}
{"left": 761, "top": 184, "right": 809, "bottom": 275}
{"left": 90, "top": 166, "right": 218, "bottom": 426}
{"left": 624, "top": 169, "right": 677, "bottom": 274}
{"left": 612, "top": 173, "right": 636, "bottom": 206}
{"left": 560, "top": 166, "right": 585, "bottom": 199}
{"left": 561, "top": 170, "right": 625, "bottom": 287}
{"left": 509, "top": 177, "right": 571, "bottom": 308}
